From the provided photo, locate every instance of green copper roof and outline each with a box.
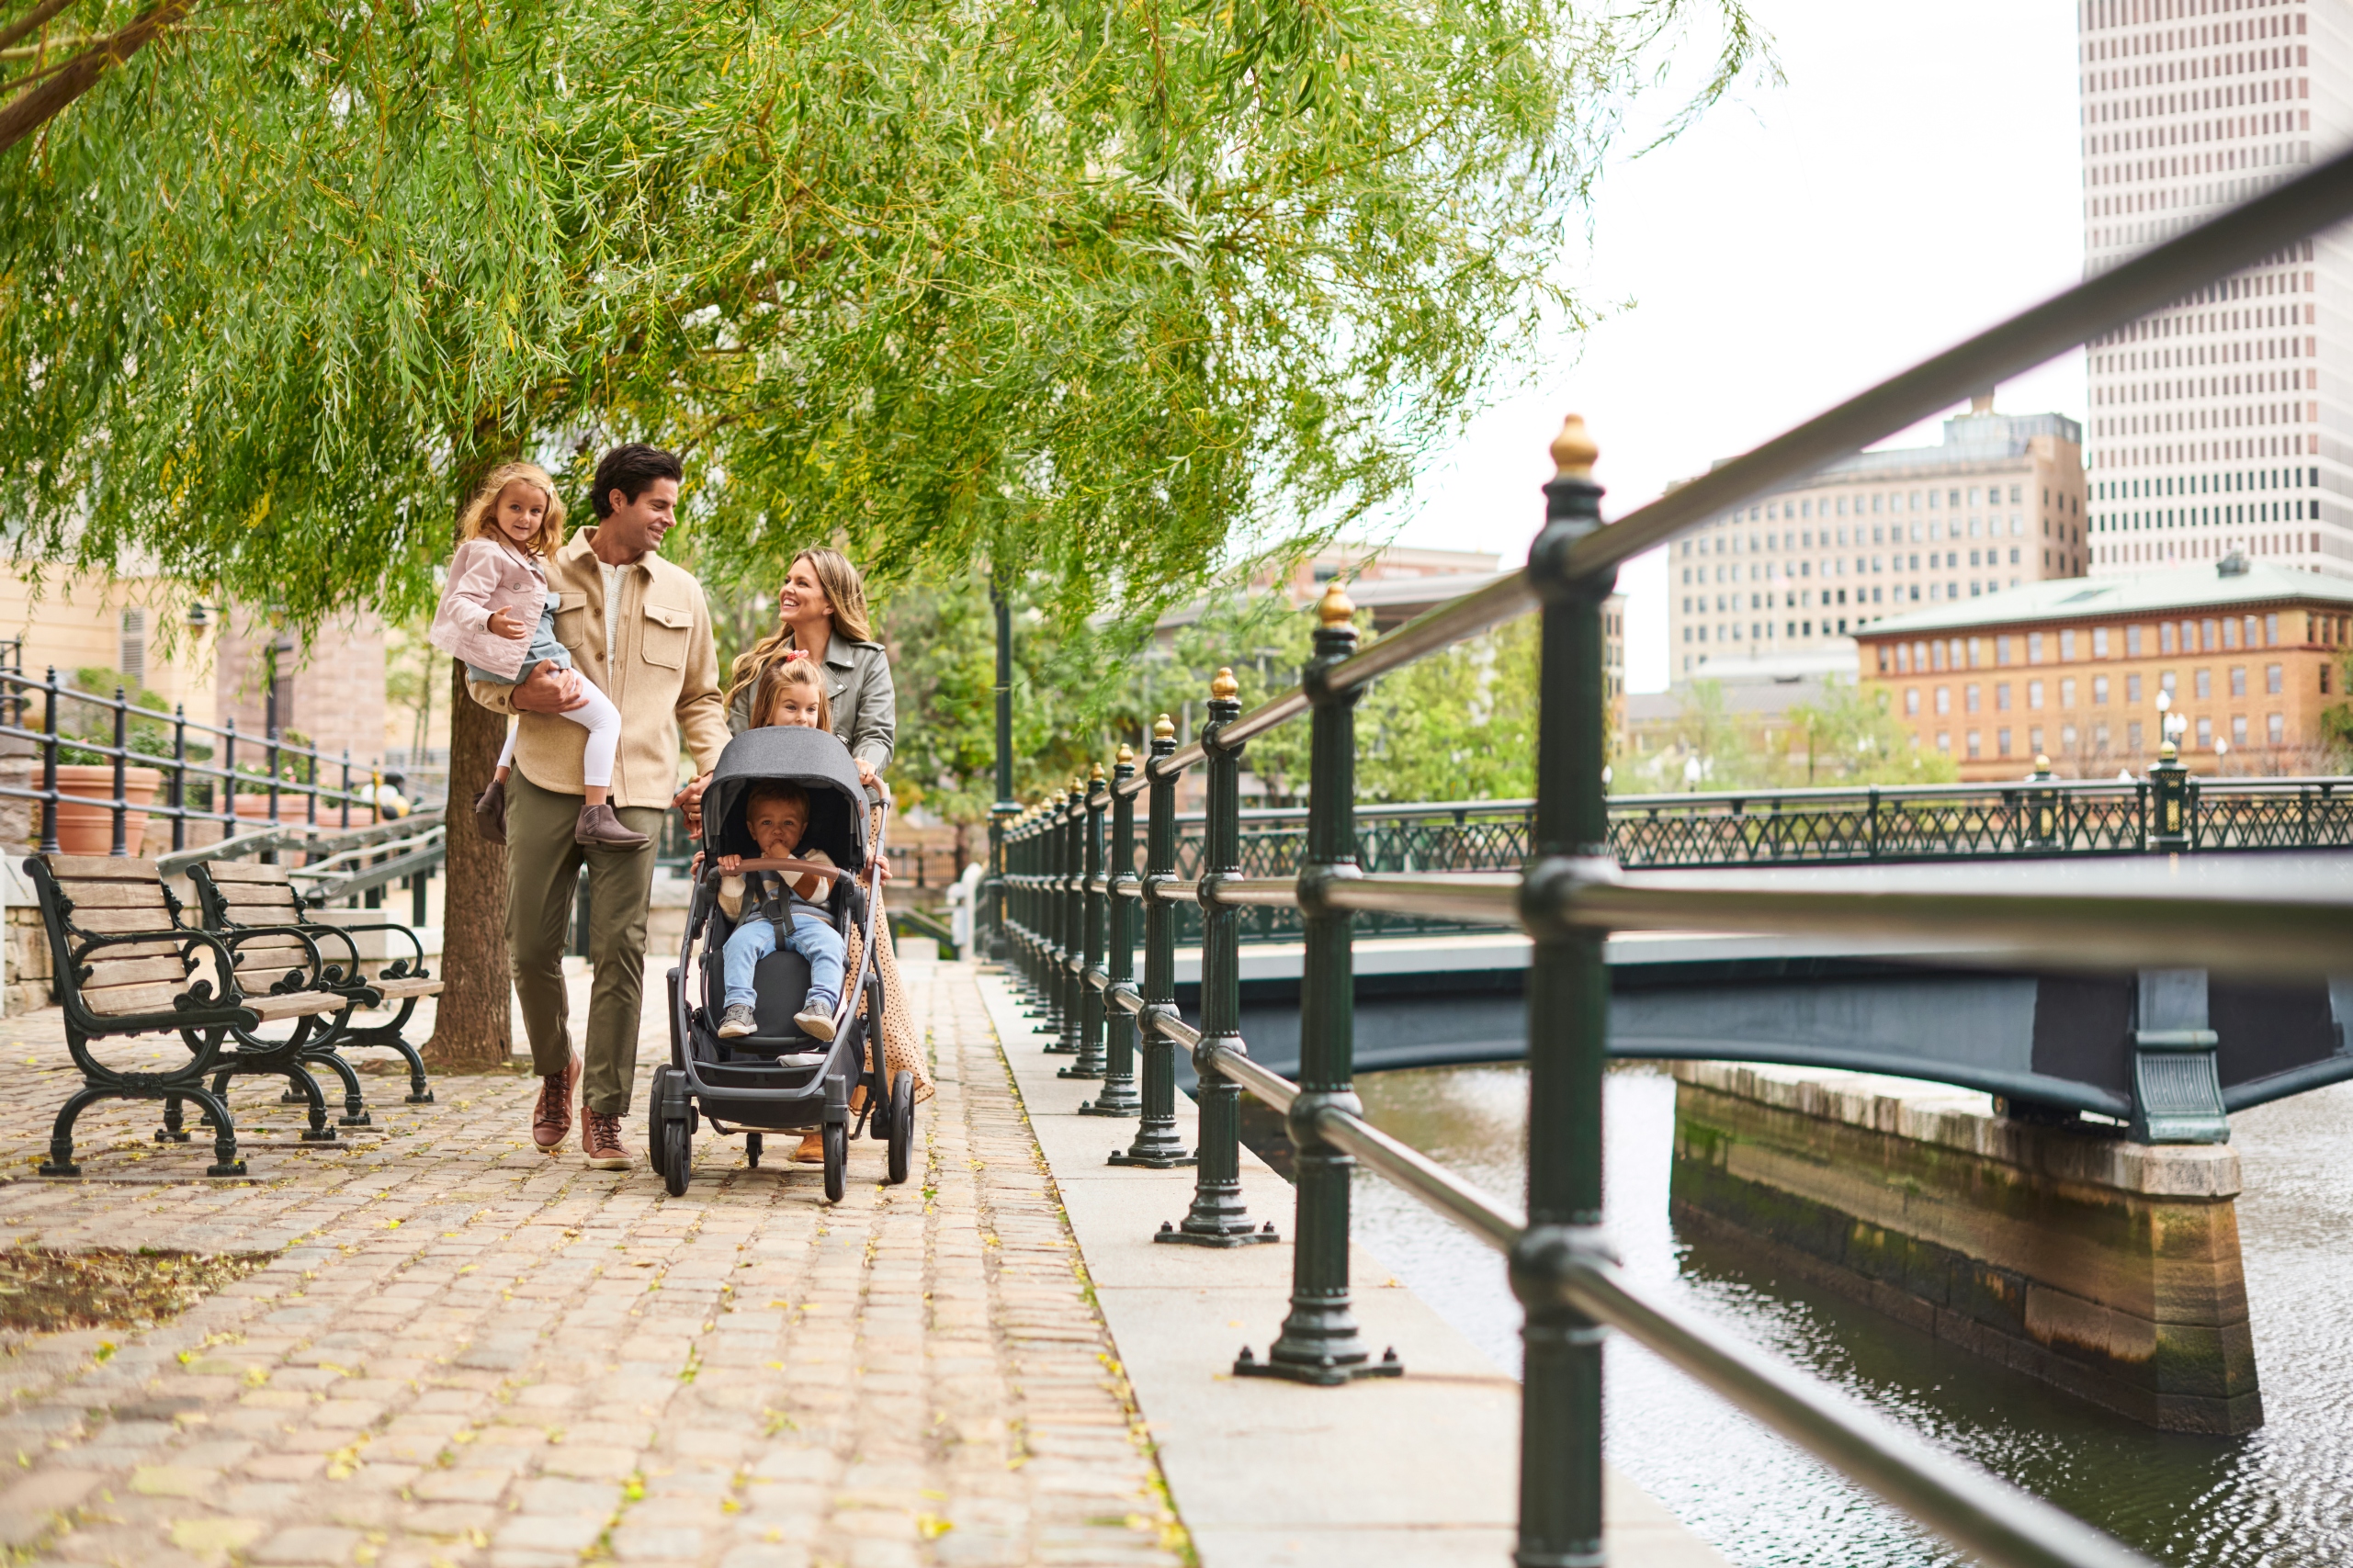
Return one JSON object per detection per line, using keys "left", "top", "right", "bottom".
{"left": 1860, "top": 560, "right": 2353, "bottom": 637}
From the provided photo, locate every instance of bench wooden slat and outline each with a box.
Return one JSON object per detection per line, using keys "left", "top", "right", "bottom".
{"left": 72, "top": 908, "right": 187, "bottom": 935}
{"left": 245, "top": 989, "right": 346, "bottom": 1021}
{"left": 206, "top": 863, "right": 293, "bottom": 885}
{"left": 221, "top": 881, "right": 300, "bottom": 903}
{"left": 367, "top": 976, "right": 444, "bottom": 999}
{"left": 92, "top": 937, "right": 187, "bottom": 961}
{"left": 227, "top": 941, "right": 310, "bottom": 965}
{"left": 83, "top": 955, "right": 188, "bottom": 989}
{"left": 42, "top": 855, "right": 161, "bottom": 880}
{"left": 53, "top": 881, "right": 170, "bottom": 909}
{"left": 82, "top": 979, "right": 191, "bottom": 1017}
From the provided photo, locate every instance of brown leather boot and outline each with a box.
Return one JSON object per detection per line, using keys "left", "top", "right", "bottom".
{"left": 532, "top": 1055, "right": 579, "bottom": 1154}
{"left": 574, "top": 802, "right": 650, "bottom": 849}
{"left": 474, "top": 776, "right": 508, "bottom": 845}
{"left": 581, "top": 1106, "right": 633, "bottom": 1170}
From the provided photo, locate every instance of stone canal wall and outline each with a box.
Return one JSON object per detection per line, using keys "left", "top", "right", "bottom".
{"left": 1669, "top": 1061, "right": 2261, "bottom": 1435}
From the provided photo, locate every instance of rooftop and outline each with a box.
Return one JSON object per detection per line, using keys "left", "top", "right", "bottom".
{"left": 1705, "top": 405, "right": 2082, "bottom": 491}
{"left": 1858, "top": 558, "right": 2353, "bottom": 637}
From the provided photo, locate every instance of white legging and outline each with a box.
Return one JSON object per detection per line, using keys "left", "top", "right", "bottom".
{"left": 495, "top": 679, "right": 624, "bottom": 787}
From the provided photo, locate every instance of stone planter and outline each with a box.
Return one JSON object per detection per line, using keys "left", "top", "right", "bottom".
{"left": 47, "top": 764, "right": 162, "bottom": 856}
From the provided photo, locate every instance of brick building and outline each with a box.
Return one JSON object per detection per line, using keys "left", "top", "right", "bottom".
{"left": 1858, "top": 554, "right": 2353, "bottom": 778}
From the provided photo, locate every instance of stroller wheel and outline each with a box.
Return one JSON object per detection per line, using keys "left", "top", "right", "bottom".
{"left": 886, "top": 1071, "right": 915, "bottom": 1186}
{"left": 746, "top": 1132, "right": 764, "bottom": 1168}
{"left": 651, "top": 1067, "right": 692, "bottom": 1197}
{"left": 822, "top": 1121, "right": 846, "bottom": 1202}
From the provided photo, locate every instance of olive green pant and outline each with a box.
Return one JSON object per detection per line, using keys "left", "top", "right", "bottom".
{"left": 505, "top": 769, "right": 668, "bottom": 1115}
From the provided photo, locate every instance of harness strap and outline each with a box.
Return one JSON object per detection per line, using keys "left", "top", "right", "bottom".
{"left": 754, "top": 870, "right": 796, "bottom": 945}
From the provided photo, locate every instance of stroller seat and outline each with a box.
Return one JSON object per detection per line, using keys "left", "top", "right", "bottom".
{"left": 699, "top": 893, "right": 846, "bottom": 1055}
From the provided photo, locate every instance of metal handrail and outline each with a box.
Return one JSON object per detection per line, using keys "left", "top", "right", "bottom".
{"left": 988, "top": 133, "right": 2353, "bottom": 1568}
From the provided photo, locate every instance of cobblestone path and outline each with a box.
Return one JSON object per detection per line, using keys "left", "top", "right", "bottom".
{"left": 0, "top": 962, "right": 1182, "bottom": 1568}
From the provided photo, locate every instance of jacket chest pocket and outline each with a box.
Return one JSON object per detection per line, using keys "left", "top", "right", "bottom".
{"left": 552, "top": 592, "right": 592, "bottom": 657}
{"left": 642, "top": 601, "right": 693, "bottom": 670}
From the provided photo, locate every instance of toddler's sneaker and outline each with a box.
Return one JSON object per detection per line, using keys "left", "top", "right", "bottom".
{"left": 717, "top": 1004, "right": 759, "bottom": 1039}
{"left": 795, "top": 995, "right": 839, "bottom": 1043}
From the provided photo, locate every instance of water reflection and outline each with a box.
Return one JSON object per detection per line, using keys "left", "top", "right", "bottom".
{"left": 1273, "top": 1062, "right": 2353, "bottom": 1568}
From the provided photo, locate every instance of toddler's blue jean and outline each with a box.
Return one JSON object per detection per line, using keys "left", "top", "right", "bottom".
{"left": 722, "top": 916, "right": 845, "bottom": 1013}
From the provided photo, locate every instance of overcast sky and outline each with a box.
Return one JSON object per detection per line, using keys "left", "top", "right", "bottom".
{"left": 1374, "top": 0, "right": 2089, "bottom": 692}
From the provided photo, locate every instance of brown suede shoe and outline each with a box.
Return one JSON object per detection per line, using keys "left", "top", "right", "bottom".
{"left": 581, "top": 1107, "right": 633, "bottom": 1170}
{"left": 474, "top": 775, "right": 508, "bottom": 845}
{"left": 532, "top": 1055, "right": 579, "bottom": 1154}
{"left": 574, "top": 802, "right": 650, "bottom": 850}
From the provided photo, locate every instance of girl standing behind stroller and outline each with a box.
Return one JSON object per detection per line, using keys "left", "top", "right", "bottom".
{"left": 428, "top": 462, "right": 646, "bottom": 849}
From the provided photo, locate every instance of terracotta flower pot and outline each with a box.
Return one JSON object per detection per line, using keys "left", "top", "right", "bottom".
{"left": 48, "top": 763, "right": 162, "bottom": 856}
{"left": 230, "top": 791, "right": 375, "bottom": 830}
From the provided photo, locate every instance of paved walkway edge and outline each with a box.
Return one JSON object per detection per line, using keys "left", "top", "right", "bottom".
{"left": 971, "top": 971, "right": 1731, "bottom": 1568}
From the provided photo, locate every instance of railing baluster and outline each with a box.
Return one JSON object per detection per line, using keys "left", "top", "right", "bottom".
{"left": 1119, "top": 717, "right": 1193, "bottom": 1168}
{"left": 1050, "top": 782, "right": 1081, "bottom": 1055}
{"left": 170, "top": 704, "right": 187, "bottom": 852}
{"left": 1084, "top": 747, "right": 1142, "bottom": 1117}
{"left": 1064, "top": 765, "right": 1109, "bottom": 1079}
{"left": 37, "top": 668, "right": 59, "bottom": 854}
{"left": 1510, "top": 418, "right": 1612, "bottom": 1565}
{"left": 1162, "top": 670, "right": 1274, "bottom": 1247}
{"left": 109, "top": 684, "right": 129, "bottom": 857}
{"left": 1239, "top": 583, "right": 1394, "bottom": 1381}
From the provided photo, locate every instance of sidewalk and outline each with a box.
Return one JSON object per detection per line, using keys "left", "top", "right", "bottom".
{"left": 0, "top": 961, "right": 1182, "bottom": 1568}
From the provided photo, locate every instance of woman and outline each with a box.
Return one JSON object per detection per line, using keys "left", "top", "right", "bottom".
{"left": 721, "top": 548, "right": 929, "bottom": 1156}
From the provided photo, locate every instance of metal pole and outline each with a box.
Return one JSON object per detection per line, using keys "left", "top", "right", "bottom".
{"left": 1051, "top": 783, "right": 1083, "bottom": 1055}
{"left": 1510, "top": 417, "right": 1612, "bottom": 1567}
{"left": 222, "top": 717, "right": 237, "bottom": 840}
{"left": 1240, "top": 583, "right": 1396, "bottom": 1382}
{"left": 170, "top": 704, "right": 187, "bottom": 853}
{"left": 986, "top": 582, "right": 1016, "bottom": 962}
{"left": 37, "top": 668, "right": 57, "bottom": 854}
{"left": 1117, "top": 717, "right": 1193, "bottom": 1168}
{"left": 1064, "top": 765, "right": 1109, "bottom": 1080}
{"left": 1085, "top": 745, "right": 1143, "bottom": 1118}
{"left": 341, "top": 750, "right": 351, "bottom": 830}
{"left": 1162, "top": 669, "right": 1275, "bottom": 1247}
{"left": 109, "top": 685, "right": 128, "bottom": 857}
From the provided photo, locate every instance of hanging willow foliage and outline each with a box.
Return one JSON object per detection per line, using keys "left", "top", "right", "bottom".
{"left": 1, "top": 0, "right": 1764, "bottom": 637}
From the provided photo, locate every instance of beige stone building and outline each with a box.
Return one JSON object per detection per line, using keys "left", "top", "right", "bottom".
{"left": 1669, "top": 400, "right": 2090, "bottom": 679}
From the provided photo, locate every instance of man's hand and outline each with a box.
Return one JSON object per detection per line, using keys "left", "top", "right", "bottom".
{"left": 718, "top": 853, "right": 743, "bottom": 874}
{"left": 672, "top": 772, "right": 712, "bottom": 837}
{"left": 487, "top": 606, "right": 530, "bottom": 640}
{"left": 511, "top": 662, "right": 588, "bottom": 713}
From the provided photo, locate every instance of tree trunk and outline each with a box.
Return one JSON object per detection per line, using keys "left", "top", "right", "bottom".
{"left": 424, "top": 653, "right": 513, "bottom": 1066}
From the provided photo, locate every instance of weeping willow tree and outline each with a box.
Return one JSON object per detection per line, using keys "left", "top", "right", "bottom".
{"left": 2, "top": 0, "right": 1763, "bottom": 1059}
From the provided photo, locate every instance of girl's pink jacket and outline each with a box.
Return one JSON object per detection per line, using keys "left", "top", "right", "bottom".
{"left": 428, "top": 537, "right": 549, "bottom": 681}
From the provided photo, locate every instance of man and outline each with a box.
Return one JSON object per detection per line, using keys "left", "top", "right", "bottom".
{"left": 467, "top": 444, "right": 730, "bottom": 1169}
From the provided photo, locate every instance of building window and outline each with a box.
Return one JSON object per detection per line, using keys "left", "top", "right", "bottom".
{"left": 1997, "top": 728, "right": 2012, "bottom": 756}
{"left": 2093, "top": 725, "right": 2110, "bottom": 756}
{"left": 2092, "top": 626, "right": 2110, "bottom": 659}
{"left": 2228, "top": 667, "right": 2246, "bottom": 698}
{"left": 2028, "top": 632, "right": 2045, "bottom": 664}
{"left": 2093, "top": 676, "right": 2110, "bottom": 705}
{"left": 1905, "top": 688, "right": 1921, "bottom": 716}
{"left": 2029, "top": 726, "right": 2045, "bottom": 753}
{"left": 2197, "top": 716, "right": 2213, "bottom": 749}
{"left": 2060, "top": 630, "right": 2077, "bottom": 661}
{"left": 1996, "top": 682, "right": 2012, "bottom": 711}
{"left": 1965, "top": 683, "right": 1981, "bottom": 714}
{"left": 2160, "top": 671, "right": 2178, "bottom": 697}
{"left": 2270, "top": 713, "right": 2286, "bottom": 744}
{"left": 2233, "top": 715, "right": 2249, "bottom": 746}
{"left": 1966, "top": 731, "right": 1982, "bottom": 759}
{"left": 2267, "top": 614, "right": 2279, "bottom": 646}
{"left": 2061, "top": 725, "right": 2078, "bottom": 752}
{"left": 2126, "top": 625, "right": 2144, "bottom": 656}
{"left": 2128, "top": 721, "right": 2144, "bottom": 753}
{"left": 2268, "top": 664, "right": 2284, "bottom": 694}
{"left": 1935, "top": 687, "right": 1951, "bottom": 716}
{"left": 1995, "top": 636, "right": 2011, "bottom": 666}
{"left": 118, "top": 609, "right": 146, "bottom": 685}
{"left": 2027, "top": 680, "right": 2044, "bottom": 710}
{"left": 2060, "top": 678, "right": 2076, "bottom": 709}
{"left": 2127, "top": 673, "right": 2144, "bottom": 704}
{"left": 1937, "top": 732, "right": 1951, "bottom": 753}
{"left": 2195, "top": 669, "right": 2212, "bottom": 700}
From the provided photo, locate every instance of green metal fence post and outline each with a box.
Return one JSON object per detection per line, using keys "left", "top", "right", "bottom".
{"left": 1050, "top": 782, "right": 1083, "bottom": 1055}
{"left": 2152, "top": 741, "right": 2190, "bottom": 852}
{"left": 1239, "top": 583, "right": 1397, "bottom": 1381}
{"left": 1085, "top": 746, "right": 1143, "bottom": 1117}
{"left": 1162, "top": 669, "right": 1276, "bottom": 1247}
{"left": 1117, "top": 717, "right": 1195, "bottom": 1168}
{"left": 1511, "top": 416, "right": 1612, "bottom": 1567}
{"left": 984, "top": 582, "right": 1016, "bottom": 962}
{"left": 1065, "top": 766, "right": 1110, "bottom": 1079}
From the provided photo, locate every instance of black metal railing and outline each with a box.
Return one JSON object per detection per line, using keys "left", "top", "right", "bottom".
{"left": 984, "top": 138, "right": 2353, "bottom": 1568}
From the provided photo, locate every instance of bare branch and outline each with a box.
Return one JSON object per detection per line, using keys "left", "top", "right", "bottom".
{"left": 0, "top": 0, "right": 188, "bottom": 155}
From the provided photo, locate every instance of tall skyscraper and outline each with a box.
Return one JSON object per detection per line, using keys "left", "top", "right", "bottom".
{"left": 2081, "top": 0, "right": 2341, "bottom": 577}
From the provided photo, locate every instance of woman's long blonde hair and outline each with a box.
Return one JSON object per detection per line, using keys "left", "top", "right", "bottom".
{"left": 726, "top": 547, "right": 875, "bottom": 709}
{"left": 458, "top": 462, "right": 567, "bottom": 558}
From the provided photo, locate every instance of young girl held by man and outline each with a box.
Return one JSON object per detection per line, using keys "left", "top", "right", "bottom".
{"left": 429, "top": 462, "right": 645, "bottom": 849}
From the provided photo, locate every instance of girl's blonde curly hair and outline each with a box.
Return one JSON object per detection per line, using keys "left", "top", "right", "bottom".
{"left": 458, "top": 461, "right": 568, "bottom": 558}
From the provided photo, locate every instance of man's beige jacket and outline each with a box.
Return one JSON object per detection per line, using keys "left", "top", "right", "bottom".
{"left": 467, "top": 526, "right": 731, "bottom": 808}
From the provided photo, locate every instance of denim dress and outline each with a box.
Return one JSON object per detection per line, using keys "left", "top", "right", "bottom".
{"left": 466, "top": 598, "right": 573, "bottom": 686}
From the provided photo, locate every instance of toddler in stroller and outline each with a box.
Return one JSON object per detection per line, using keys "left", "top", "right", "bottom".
{"left": 654, "top": 723, "right": 916, "bottom": 1201}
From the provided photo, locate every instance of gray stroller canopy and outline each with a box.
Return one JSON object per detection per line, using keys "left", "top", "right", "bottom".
{"left": 700, "top": 727, "right": 870, "bottom": 873}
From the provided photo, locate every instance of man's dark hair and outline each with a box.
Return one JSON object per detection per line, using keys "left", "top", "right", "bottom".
{"left": 591, "top": 444, "right": 684, "bottom": 519}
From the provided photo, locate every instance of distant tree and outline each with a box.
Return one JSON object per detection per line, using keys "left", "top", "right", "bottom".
{"left": 1783, "top": 678, "right": 1957, "bottom": 785}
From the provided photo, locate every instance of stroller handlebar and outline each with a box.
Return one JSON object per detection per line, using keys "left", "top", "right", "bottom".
{"left": 702, "top": 855, "right": 857, "bottom": 884}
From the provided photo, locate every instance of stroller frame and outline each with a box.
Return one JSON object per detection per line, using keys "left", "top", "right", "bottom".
{"left": 654, "top": 727, "right": 917, "bottom": 1200}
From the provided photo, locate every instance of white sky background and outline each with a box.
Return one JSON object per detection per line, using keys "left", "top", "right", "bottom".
{"left": 1374, "top": 0, "right": 2091, "bottom": 693}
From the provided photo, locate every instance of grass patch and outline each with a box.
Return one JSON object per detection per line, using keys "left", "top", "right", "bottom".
{"left": 0, "top": 1247, "right": 277, "bottom": 1335}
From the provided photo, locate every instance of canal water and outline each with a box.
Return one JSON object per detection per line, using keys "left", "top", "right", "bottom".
{"left": 1245, "top": 1063, "right": 2353, "bottom": 1567}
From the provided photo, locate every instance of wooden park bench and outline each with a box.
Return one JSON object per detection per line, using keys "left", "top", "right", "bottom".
{"left": 187, "top": 861, "right": 439, "bottom": 1107}
{"left": 21, "top": 855, "right": 363, "bottom": 1176}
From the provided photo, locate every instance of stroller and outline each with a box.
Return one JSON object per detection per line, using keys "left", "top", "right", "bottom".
{"left": 654, "top": 725, "right": 917, "bottom": 1200}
